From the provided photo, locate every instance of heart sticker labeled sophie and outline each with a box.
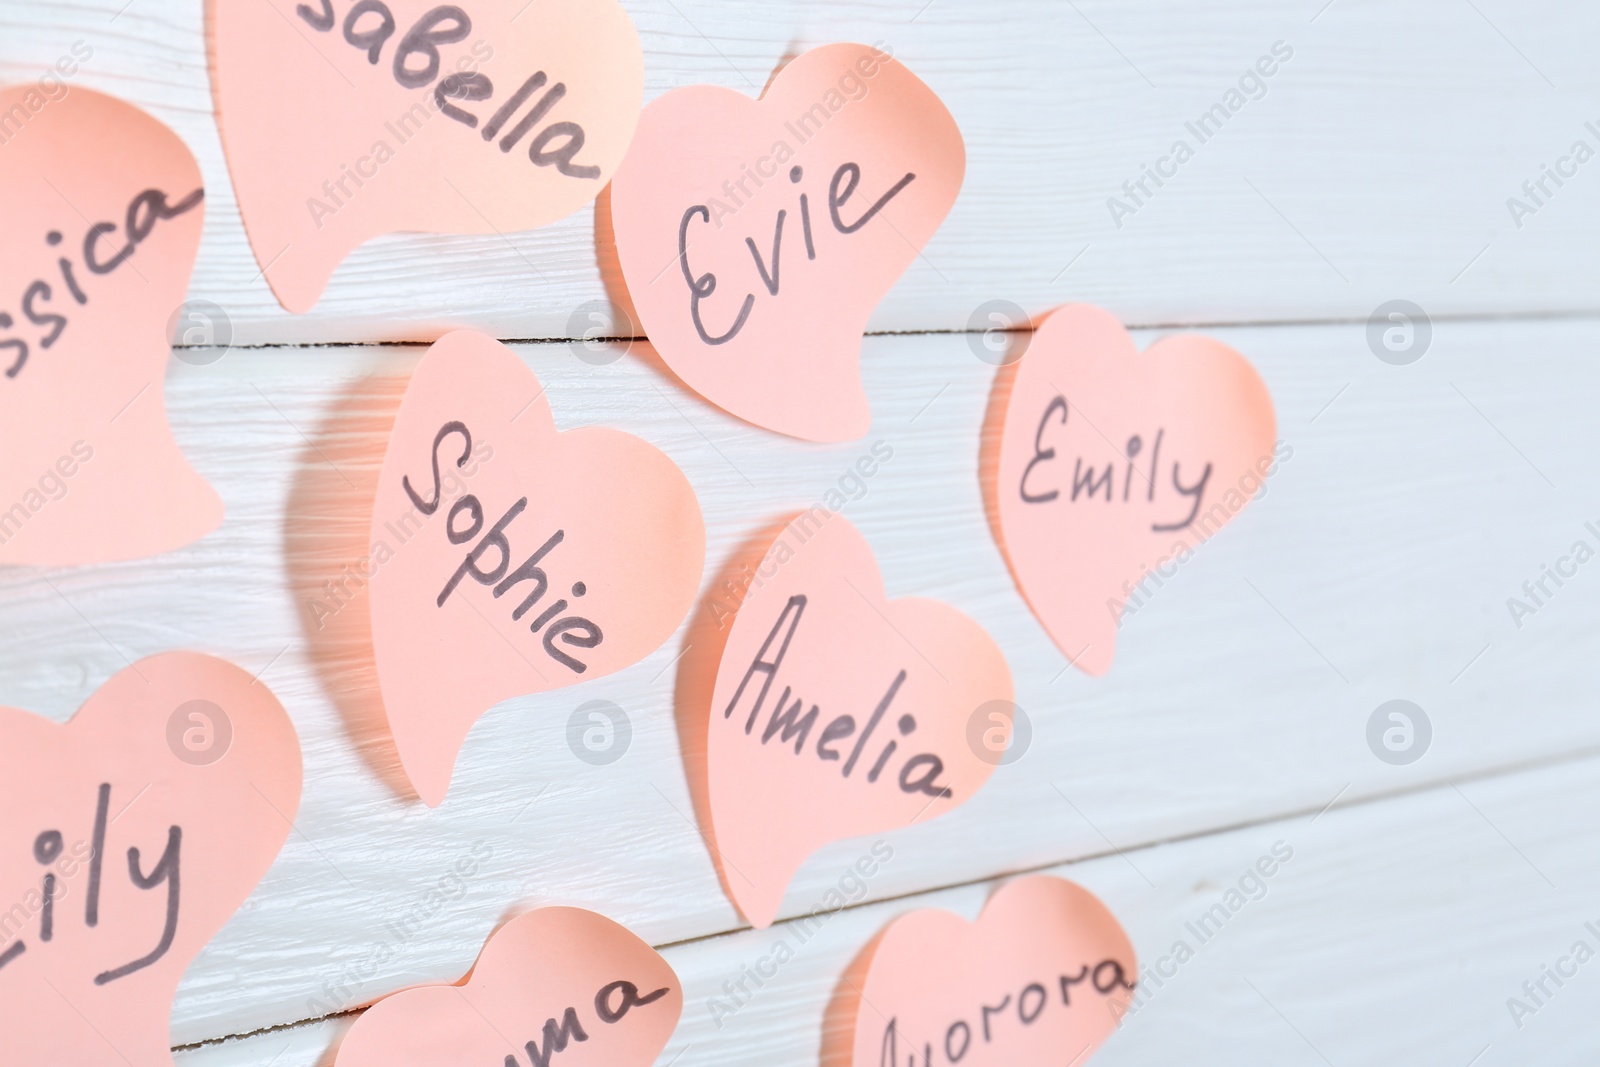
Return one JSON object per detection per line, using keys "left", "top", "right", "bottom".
{"left": 995, "top": 304, "right": 1279, "bottom": 676}
{"left": 334, "top": 908, "right": 680, "bottom": 1067}
{"left": 369, "top": 329, "right": 704, "bottom": 805}
{"left": 0, "top": 652, "right": 302, "bottom": 1066}
{"left": 702, "top": 513, "right": 1010, "bottom": 929}
{"left": 0, "top": 86, "right": 222, "bottom": 566}
{"left": 848, "top": 877, "right": 1136, "bottom": 1067}
{"left": 611, "top": 43, "right": 966, "bottom": 442}
{"left": 211, "top": 0, "right": 644, "bottom": 313}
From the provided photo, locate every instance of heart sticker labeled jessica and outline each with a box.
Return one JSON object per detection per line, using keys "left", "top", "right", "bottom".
{"left": 211, "top": 0, "right": 644, "bottom": 313}
{"left": 369, "top": 329, "right": 704, "bottom": 805}
{"left": 703, "top": 514, "right": 1010, "bottom": 929}
{"left": 0, "top": 86, "right": 222, "bottom": 566}
{"left": 335, "top": 908, "right": 681, "bottom": 1067}
{"left": 0, "top": 652, "right": 302, "bottom": 1067}
{"left": 611, "top": 43, "right": 966, "bottom": 442}
{"left": 849, "top": 877, "right": 1136, "bottom": 1067}
{"left": 996, "top": 305, "right": 1279, "bottom": 675}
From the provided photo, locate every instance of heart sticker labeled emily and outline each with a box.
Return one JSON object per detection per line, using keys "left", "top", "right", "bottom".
{"left": 0, "top": 86, "right": 222, "bottom": 566}
{"left": 995, "top": 305, "right": 1279, "bottom": 676}
{"left": 611, "top": 43, "right": 966, "bottom": 442}
{"left": 334, "top": 908, "right": 681, "bottom": 1067}
{"left": 0, "top": 652, "right": 302, "bottom": 1067}
{"left": 211, "top": 0, "right": 644, "bottom": 313}
{"left": 848, "top": 877, "right": 1136, "bottom": 1067}
{"left": 369, "top": 329, "right": 704, "bottom": 805}
{"left": 702, "top": 513, "right": 1011, "bottom": 929}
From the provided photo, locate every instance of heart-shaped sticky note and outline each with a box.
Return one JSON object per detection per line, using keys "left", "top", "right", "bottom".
{"left": 995, "top": 305, "right": 1279, "bottom": 675}
{"left": 611, "top": 43, "right": 966, "bottom": 441}
{"left": 700, "top": 513, "right": 1010, "bottom": 929}
{"left": 368, "top": 329, "right": 704, "bottom": 805}
{"left": 211, "top": 0, "right": 644, "bottom": 313}
{"left": 334, "top": 907, "right": 681, "bottom": 1067}
{"left": 0, "top": 86, "right": 222, "bottom": 566}
{"left": 0, "top": 652, "right": 302, "bottom": 1066}
{"left": 847, "top": 877, "right": 1136, "bottom": 1067}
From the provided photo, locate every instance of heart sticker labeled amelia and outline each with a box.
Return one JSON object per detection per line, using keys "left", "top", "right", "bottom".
{"left": 369, "top": 329, "right": 704, "bottom": 805}
{"left": 334, "top": 908, "right": 681, "bottom": 1067}
{"left": 848, "top": 877, "right": 1136, "bottom": 1067}
{"left": 0, "top": 86, "right": 222, "bottom": 566}
{"left": 211, "top": 0, "right": 644, "bottom": 313}
{"left": 703, "top": 513, "right": 1011, "bottom": 929}
{"left": 611, "top": 43, "right": 966, "bottom": 442}
{"left": 0, "top": 652, "right": 302, "bottom": 1067}
{"left": 995, "top": 304, "right": 1279, "bottom": 675}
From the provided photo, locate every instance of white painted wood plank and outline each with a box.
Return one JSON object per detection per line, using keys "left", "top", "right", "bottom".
{"left": 174, "top": 749, "right": 1600, "bottom": 1066}
{"left": 1, "top": 318, "right": 1595, "bottom": 1044}
{"left": 3, "top": 0, "right": 1597, "bottom": 343}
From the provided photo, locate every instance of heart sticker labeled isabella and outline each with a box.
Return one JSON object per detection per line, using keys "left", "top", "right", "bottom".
{"left": 334, "top": 908, "right": 681, "bottom": 1067}
{"left": 0, "top": 652, "right": 302, "bottom": 1067}
{"left": 996, "top": 305, "right": 1279, "bottom": 676}
{"left": 211, "top": 0, "right": 644, "bottom": 313}
{"left": 703, "top": 514, "right": 1010, "bottom": 929}
{"left": 369, "top": 329, "right": 704, "bottom": 805}
{"left": 849, "top": 877, "right": 1136, "bottom": 1067}
{"left": 611, "top": 43, "right": 965, "bottom": 441}
{"left": 0, "top": 87, "right": 222, "bottom": 566}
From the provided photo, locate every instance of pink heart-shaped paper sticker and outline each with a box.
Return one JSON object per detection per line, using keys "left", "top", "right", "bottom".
{"left": 611, "top": 43, "right": 966, "bottom": 441}
{"left": 368, "top": 329, "right": 704, "bottom": 805}
{"left": 0, "top": 86, "right": 222, "bottom": 566}
{"left": 703, "top": 513, "right": 1011, "bottom": 929}
{"left": 0, "top": 652, "right": 303, "bottom": 1066}
{"left": 211, "top": 0, "right": 644, "bottom": 313}
{"left": 995, "top": 305, "right": 1279, "bottom": 675}
{"left": 334, "top": 907, "right": 681, "bottom": 1067}
{"left": 848, "top": 876, "right": 1136, "bottom": 1067}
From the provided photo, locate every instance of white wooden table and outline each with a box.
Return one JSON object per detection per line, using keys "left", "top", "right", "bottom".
{"left": 3, "top": 1, "right": 1599, "bottom": 1063}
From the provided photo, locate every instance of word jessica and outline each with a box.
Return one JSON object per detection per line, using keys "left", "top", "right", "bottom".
{"left": 508, "top": 978, "right": 671, "bottom": 1067}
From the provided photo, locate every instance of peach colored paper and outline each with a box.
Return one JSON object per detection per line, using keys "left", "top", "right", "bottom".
{"left": 368, "top": 329, "right": 704, "bottom": 805}
{"left": 0, "top": 87, "right": 221, "bottom": 566}
{"left": 334, "top": 908, "right": 681, "bottom": 1067}
{"left": 703, "top": 514, "right": 1010, "bottom": 929}
{"left": 0, "top": 653, "right": 303, "bottom": 1067}
{"left": 848, "top": 877, "right": 1136, "bottom": 1067}
{"left": 211, "top": 0, "right": 644, "bottom": 313}
{"left": 610, "top": 44, "right": 965, "bottom": 442}
{"left": 995, "top": 305, "right": 1278, "bottom": 675}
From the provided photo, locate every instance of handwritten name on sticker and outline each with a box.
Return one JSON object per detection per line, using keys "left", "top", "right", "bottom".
{"left": 848, "top": 877, "right": 1136, "bottom": 1067}
{"left": 368, "top": 330, "right": 704, "bottom": 806}
{"left": 212, "top": 0, "right": 644, "bottom": 312}
{"left": 0, "top": 87, "right": 221, "bottom": 566}
{"left": 995, "top": 305, "right": 1278, "bottom": 676}
{"left": 334, "top": 908, "right": 681, "bottom": 1067}
{"left": 701, "top": 514, "right": 1011, "bottom": 929}
{"left": 0, "top": 653, "right": 302, "bottom": 1067}
{"left": 612, "top": 43, "right": 965, "bottom": 441}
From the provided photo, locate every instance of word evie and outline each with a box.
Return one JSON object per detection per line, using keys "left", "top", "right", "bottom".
{"left": 679, "top": 161, "right": 915, "bottom": 346}
{"left": 295, "top": 1, "right": 602, "bottom": 178}
{"left": 508, "top": 978, "right": 669, "bottom": 1067}
{"left": 722, "top": 594, "right": 953, "bottom": 798}
{"left": 404, "top": 421, "right": 603, "bottom": 673}
{"left": 1019, "top": 395, "right": 1213, "bottom": 532}
{"left": 1, "top": 187, "right": 202, "bottom": 379}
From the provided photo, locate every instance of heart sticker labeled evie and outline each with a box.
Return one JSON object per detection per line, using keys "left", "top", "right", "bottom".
{"left": 995, "top": 305, "right": 1280, "bottom": 675}
{"left": 369, "top": 330, "right": 704, "bottom": 805}
{"left": 611, "top": 43, "right": 966, "bottom": 441}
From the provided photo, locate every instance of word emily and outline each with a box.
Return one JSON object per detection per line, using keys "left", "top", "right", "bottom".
{"left": 505, "top": 978, "right": 671, "bottom": 1067}
{"left": 405, "top": 421, "right": 602, "bottom": 673}
{"left": 1, "top": 188, "right": 202, "bottom": 377}
{"left": 1505, "top": 520, "right": 1600, "bottom": 630}
{"left": 680, "top": 160, "right": 916, "bottom": 346}
{"left": 722, "top": 595, "right": 953, "bottom": 799}
{"left": 0, "top": 441, "right": 95, "bottom": 546}
{"left": 876, "top": 959, "right": 1134, "bottom": 1066}
{"left": 1507, "top": 920, "right": 1600, "bottom": 1030}
{"left": 0, "top": 784, "right": 180, "bottom": 986}
{"left": 1506, "top": 121, "right": 1600, "bottom": 230}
